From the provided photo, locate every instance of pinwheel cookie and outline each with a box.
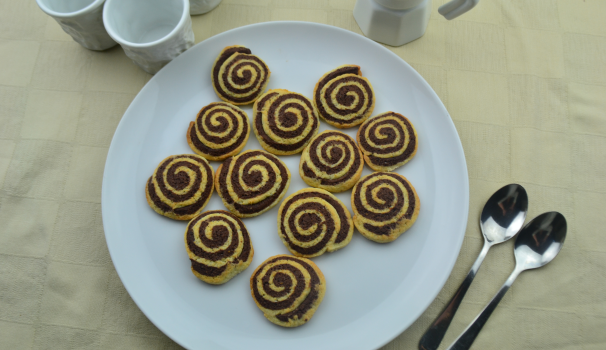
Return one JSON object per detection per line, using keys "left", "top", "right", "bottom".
{"left": 299, "top": 130, "right": 364, "bottom": 193}
{"left": 187, "top": 102, "right": 250, "bottom": 161}
{"left": 215, "top": 150, "right": 291, "bottom": 218}
{"left": 252, "top": 89, "right": 320, "bottom": 155}
{"left": 351, "top": 172, "right": 420, "bottom": 243}
{"left": 250, "top": 255, "right": 326, "bottom": 327}
{"left": 145, "top": 154, "right": 214, "bottom": 221}
{"left": 211, "top": 45, "right": 270, "bottom": 105}
{"left": 313, "top": 64, "right": 375, "bottom": 128}
{"left": 357, "top": 111, "right": 418, "bottom": 172}
{"left": 278, "top": 188, "right": 353, "bottom": 258}
{"left": 185, "top": 210, "right": 253, "bottom": 284}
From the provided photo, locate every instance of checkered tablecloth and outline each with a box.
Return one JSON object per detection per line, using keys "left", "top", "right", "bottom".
{"left": 1, "top": 0, "right": 605, "bottom": 348}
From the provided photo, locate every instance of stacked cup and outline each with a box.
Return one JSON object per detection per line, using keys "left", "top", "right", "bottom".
{"left": 103, "top": 0, "right": 194, "bottom": 74}
{"left": 36, "top": 0, "right": 117, "bottom": 51}
{"left": 36, "top": 0, "right": 222, "bottom": 74}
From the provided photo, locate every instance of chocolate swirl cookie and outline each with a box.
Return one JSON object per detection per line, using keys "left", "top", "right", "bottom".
{"left": 145, "top": 154, "right": 214, "bottom": 221}
{"left": 185, "top": 210, "right": 253, "bottom": 284}
{"left": 313, "top": 65, "right": 375, "bottom": 129}
{"left": 187, "top": 102, "right": 250, "bottom": 161}
{"left": 252, "top": 89, "right": 320, "bottom": 155}
{"left": 299, "top": 130, "right": 364, "bottom": 193}
{"left": 351, "top": 172, "right": 420, "bottom": 243}
{"left": 215, "top": 150, "right": 291, "bottom": 218}
{"left": 250, "top": 255, "right": 326, "bottom": 327}
{"left": 212, "top": 45, "right": 271, "bottom": 105}
{"left": 278, "top": 188, "right": 353, "bottom": 258}
{"left": 357, "top": 111, "right": 418, "bottom": 172}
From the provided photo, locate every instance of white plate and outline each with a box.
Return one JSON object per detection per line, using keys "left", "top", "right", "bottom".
{"left": 102, "top": 21, "right": 468, "bottom": 350}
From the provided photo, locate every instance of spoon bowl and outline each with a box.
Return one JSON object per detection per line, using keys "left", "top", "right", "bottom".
{"left": 481, "top": 184, "right": 529, "bottom": 243}
{"left": 514, "top": 211, "right": 567, "bottom": 270}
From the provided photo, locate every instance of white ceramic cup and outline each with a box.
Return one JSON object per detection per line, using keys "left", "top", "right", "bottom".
{"left": 36, "top": 0, "right": 117, "bottom": 51}
{"left": 103, "top": 0, "right": 195, "bottom": 74}
{"left": 190, "top": 0, "right": 222, "bottom": 15}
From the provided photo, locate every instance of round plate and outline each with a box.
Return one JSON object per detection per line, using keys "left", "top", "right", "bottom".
{"left": 102, "top": 21, "right": 468, "bottom": 350}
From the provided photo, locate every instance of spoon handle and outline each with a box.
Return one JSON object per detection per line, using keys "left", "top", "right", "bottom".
{"left": 445, "top": 268, "right": 522, "bottom": 350}
{"left": 418, "top": 240, "right": 491, "bottom": 350}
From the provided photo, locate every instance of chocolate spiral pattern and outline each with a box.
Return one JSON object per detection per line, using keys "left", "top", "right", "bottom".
{"left": 357, "top": 111, "right": 418, "bottom": 172}
{"left": 185, "top": 210, "right": 253, "bottom": 284}
{"left": 250, "top": 255, "right": 326, "bottom": 327}
{"left": 252, "top": 89, "right": 320, "bottom": 155}
{"left": 278, "top": 188, "right": 353, "bottom": 258}
{"left": 299, "top": 130, "right": 364, "bottom": 193}
{"left": 215, "top": 150, "right": 291, "bottom": 218}
{"left": 313, "top": 65, "right": 375, "bottom": 129}
{"left": 212, "top": 45, "right": 270, "bottom": 105}
{"left": 145, "top": 154, "right": 214, "bottom": 221}
{"left": 351, "top": 172, "right": 420, "bottom": 243}
{"left": 187, "top": 102, "right": 250, "bottom": 161}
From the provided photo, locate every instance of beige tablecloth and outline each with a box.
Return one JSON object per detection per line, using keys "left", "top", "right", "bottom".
{"left": 1, "top": 0, "right": 605, "bottom": 349}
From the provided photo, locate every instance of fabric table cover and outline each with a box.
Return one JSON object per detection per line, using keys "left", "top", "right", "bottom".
{"left": 1, "top": 0, "right": 605, "bottom": 348}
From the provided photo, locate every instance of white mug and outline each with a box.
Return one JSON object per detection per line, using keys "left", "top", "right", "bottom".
{"left": 190, "top": 0, "right": 222, "bottom": 15}
{"left": 103, "top": 0, "right": 195, "bottom": 74}
{"left": 36, "top": 0, "right": 117, "bottom": 51}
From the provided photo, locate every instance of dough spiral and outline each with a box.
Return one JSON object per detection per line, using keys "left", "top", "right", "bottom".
{"left": 357, "top": 111, "right": 418, "bottom": 172}
{"left": 185, "top": 210, "right": 253, "bottom": 284}
{"left": 145, "top": 154, "right": 214, "bottom": 221}
{"left": 187, "top": 102, "right": 250, "bottom": 161}
{"left": 313, "top": 65, "right": 375, "bottom": 128}
{"left": 212, "top": 45, "right": 270, "bottom": 105}
{"left": 299, "top": 130, "right": 364, "bottom": 193}
{"left": 278, "top": 188, "right": 353, "bottom": 258}
{"left": 215, "top": 150, "right": 291, "bottom": 218}
{"left": 250, "top": 255, "right": 326, "bottom": 327}
{"left": 252, "top": 89, "right": 320, "bottom": 155}
{"left": 351, "top": 172, "right": 420, "bottom": 243}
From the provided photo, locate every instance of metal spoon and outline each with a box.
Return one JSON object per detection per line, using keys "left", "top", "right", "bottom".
{"left": 446, "top": 212, "right": 567, "bottom": 350}
{"left": 419, "top": 184, "right": 528, "bottom": 350}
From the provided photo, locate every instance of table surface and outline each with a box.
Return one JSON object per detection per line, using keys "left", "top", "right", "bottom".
{"left": 1, "top": 0, "right": 605, "bottom": 349}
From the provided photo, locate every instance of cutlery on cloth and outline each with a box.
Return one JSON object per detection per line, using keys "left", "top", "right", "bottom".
{"left": 446, "top": 212, "right": 567, "bottom": 350}
{"left": 419, "top": 184, "right": 528, "bottom": 350}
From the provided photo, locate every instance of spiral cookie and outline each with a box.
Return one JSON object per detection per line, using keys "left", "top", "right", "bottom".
{"left": 313, "top": 65, "right": 375, "bottom": 129}
{"left": 185, "top": 210, "right": 253, "bottom": 284}
{"left": 252, "top": 89, "right": 320, "bottom": 155}
{"left": 215, "top": 150, "right": 291, "bottom": 218}
{"left": 145, "top": 154, "right": 214, "bottom": 221}
{"left": 351, "top": 172, "right": 420, "bottom": 243}
{"left": 212, "top": 45, "right": 271, "bottom": 105}
{"left": 299, "top": 131, "right": 364, "bottom": 193}
{"left": 357, "top": 111, "right": 418, "bottom": 172}
{"left": 250, "top": 255, "right": 326, "bottom": 327}
{"left": 187, "top": 102, "right": 250, "bottom": 161}
{"left": 278, "top": 188, "right": 353, "bottom": 258}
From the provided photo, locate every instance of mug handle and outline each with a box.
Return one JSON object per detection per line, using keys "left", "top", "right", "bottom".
{"left": 438, "top": 0, "right": 479, "bottom": 20}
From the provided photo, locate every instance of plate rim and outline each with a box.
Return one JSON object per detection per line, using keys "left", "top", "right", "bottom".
{"left": 102, "top": 20, "right": 469, "bottom": 350}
